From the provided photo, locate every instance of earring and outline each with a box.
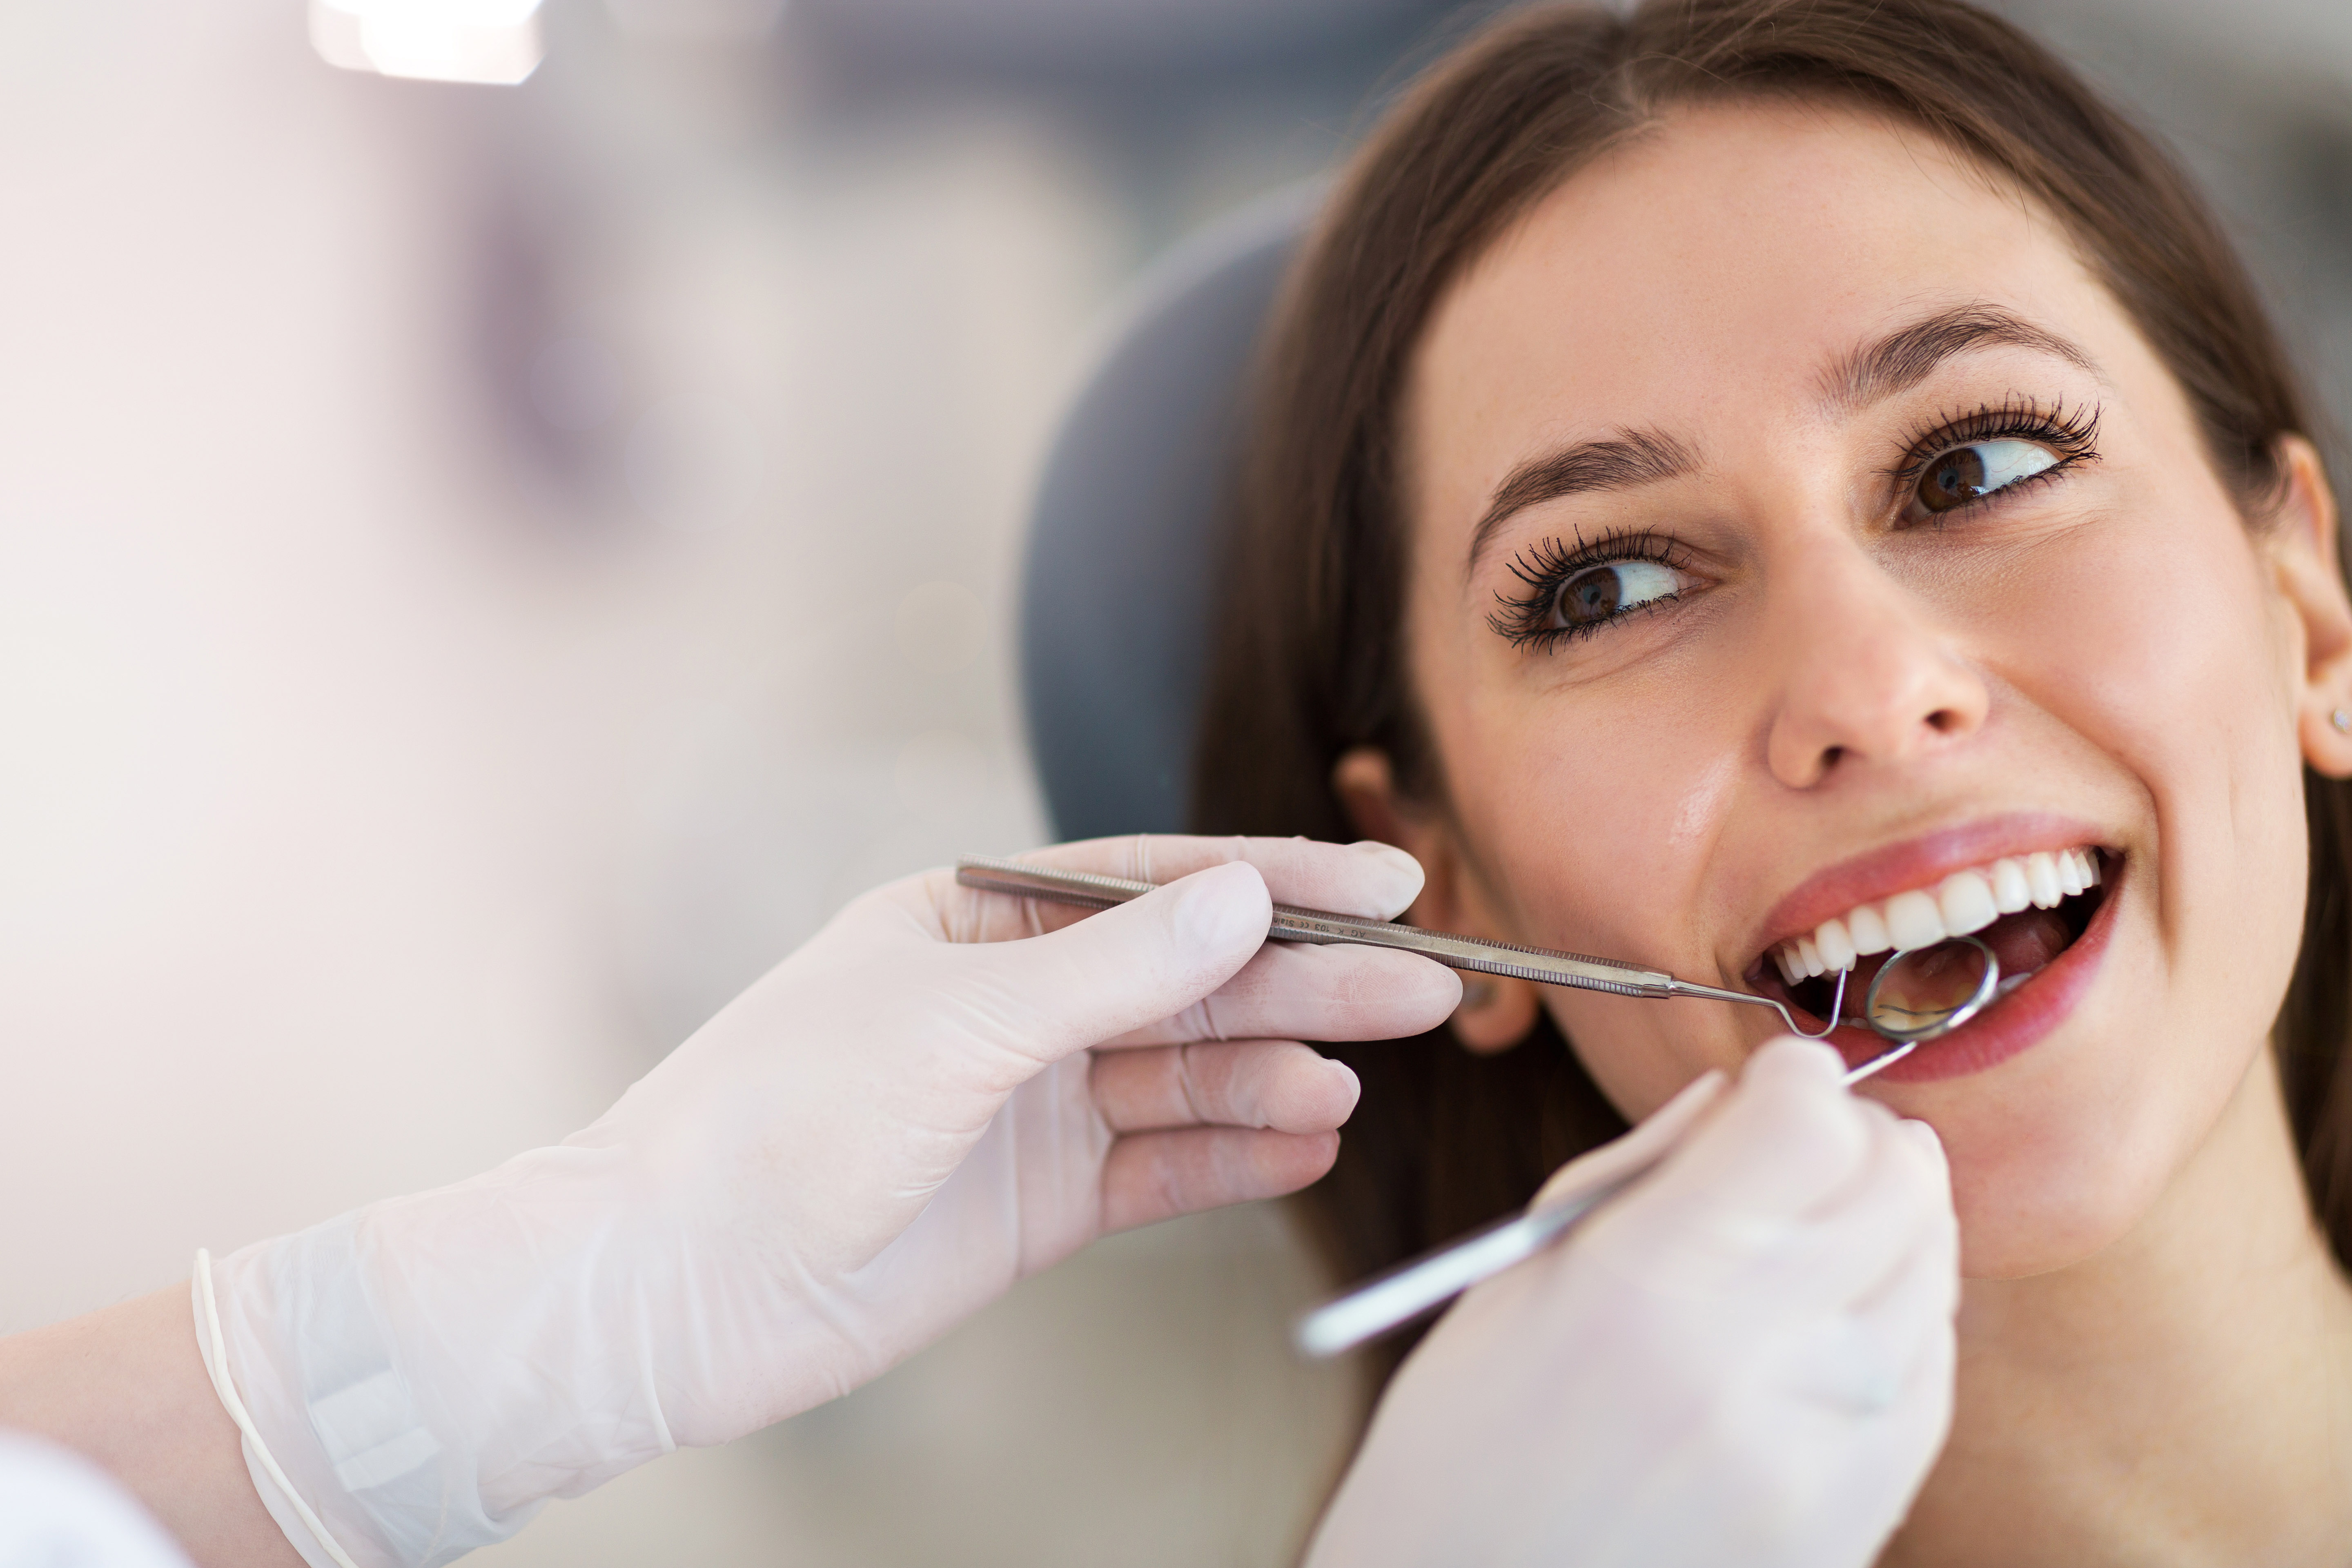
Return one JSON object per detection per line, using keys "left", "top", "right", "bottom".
{"left": 2334, "top": 707, "right": 2351, "bottom": 735}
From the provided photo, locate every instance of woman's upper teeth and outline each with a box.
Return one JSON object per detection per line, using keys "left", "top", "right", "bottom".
{"left": 1771, "top": 847, "right": 2102, "bottom": 985}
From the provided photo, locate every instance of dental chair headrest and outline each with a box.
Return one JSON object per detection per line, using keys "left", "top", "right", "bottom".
{"left": 1020, "top": 185, "right": 1316, "bottom": 840}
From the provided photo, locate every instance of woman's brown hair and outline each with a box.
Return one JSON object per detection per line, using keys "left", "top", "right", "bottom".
{"left": 1191, "top": 0, "right": 2352, "bottom": 1312}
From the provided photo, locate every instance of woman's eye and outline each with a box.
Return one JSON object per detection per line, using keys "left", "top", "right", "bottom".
{"left": 1554, "top": 560, "right": 1680, "bottom": 628}
{"left": 1913, "top": 437, "right": 2059, "bottom": 514}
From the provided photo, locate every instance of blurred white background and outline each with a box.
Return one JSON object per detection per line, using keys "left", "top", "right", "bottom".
{"left": 3, "top": 1, "right": 2350, "bottom": 1564}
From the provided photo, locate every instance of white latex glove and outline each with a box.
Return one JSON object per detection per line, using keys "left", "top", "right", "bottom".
{"left": 200, "top": 836, "right": 1459, "bottom": 1568}
{"left": 1307, "top": 1037, "right": 1959, "bottom": 1568}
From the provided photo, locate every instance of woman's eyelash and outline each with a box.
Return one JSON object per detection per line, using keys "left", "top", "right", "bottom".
{"left": 1484, "top": 399, "right": 2095, "bottom": 654}
{"left": 1486, "top": 527, "right": 1686, "bottom": 650}
{"left": 1886, "top": 395, "right": 2103, "bottom": 494}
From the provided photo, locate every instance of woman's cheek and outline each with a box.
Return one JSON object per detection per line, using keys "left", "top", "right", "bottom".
{"left": 1448, "top": 702, "right": 1744, "bottom": 1120}
{"left": 1542, "top": 989, "right": 1722, "bottom": 1124}
{"left": 2013, "top": 502, "right": 2303, "bottom": 1009}
{"left": 1934, "top": 504, "right": 2309, "bottom": 1276}
{"left": 1469, "top": 694, "right": 1713, "bottom": 941}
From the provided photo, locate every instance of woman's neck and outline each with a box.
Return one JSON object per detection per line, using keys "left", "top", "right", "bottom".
{"left": 1885, "top": 1045, "right": 2352, "bottom": 1567}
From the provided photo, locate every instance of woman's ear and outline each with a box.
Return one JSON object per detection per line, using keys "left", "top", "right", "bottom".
{"left": 1332, "top": 746, "right": 1541, "bottom": 1054}
{"left": 2265, "top": 435, "right": 2352, "bottom": 779}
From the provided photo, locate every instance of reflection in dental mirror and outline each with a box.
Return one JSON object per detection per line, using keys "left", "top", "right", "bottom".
{"left": 1862, "top": 934, "right": 2001, "bottom": 1043}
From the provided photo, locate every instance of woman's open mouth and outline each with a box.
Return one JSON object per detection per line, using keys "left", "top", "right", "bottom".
{"left": 1746, "top": 846, "right": 2118, "bottom": 1083}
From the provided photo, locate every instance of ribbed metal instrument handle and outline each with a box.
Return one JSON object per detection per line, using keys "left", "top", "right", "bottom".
{"left": 954, "top": 855, "right": 1674, "bottom": 999}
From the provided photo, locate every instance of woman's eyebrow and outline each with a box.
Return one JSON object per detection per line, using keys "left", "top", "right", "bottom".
{"left": 1465, "top": 428, "right": 1697, "bottom": 575}
{"left": 1460, "top": 309, "right": 2099, "bottom": 577}
{"left": 1819, "top": 304, "right": 2102, "bottom": 410}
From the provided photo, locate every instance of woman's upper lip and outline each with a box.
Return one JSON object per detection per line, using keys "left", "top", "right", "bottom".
{"left": 1744, "top": 811, "right": 2111, "bottom": 970}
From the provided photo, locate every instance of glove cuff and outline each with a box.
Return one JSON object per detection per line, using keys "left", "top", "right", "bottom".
{"left": 192, "top": 1249, "right": 365, "bottom": 1568}
{"left": 197, "top": 1146, "right": 679, "bottom": 1568}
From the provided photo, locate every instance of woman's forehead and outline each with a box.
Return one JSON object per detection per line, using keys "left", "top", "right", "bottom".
{"left": 1404, "top": 99, "right": 2118, "bottom": 482}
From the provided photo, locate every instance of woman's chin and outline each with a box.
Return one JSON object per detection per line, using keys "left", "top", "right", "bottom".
{"left": 1948, "top": 1169, "right": 2154, "bottom": 1281}
{"left": 1857, "top": 886, "right": 2186, "bottom": 1279}
{"left": 1933, "top": 1045, "right": 2203, "bottom": 1283}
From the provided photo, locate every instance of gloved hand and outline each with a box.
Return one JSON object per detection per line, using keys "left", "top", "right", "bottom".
{"left": 1305, "top": 1037, "right": 1959, "bottom": 1568}
{"left": 200, "top": 836, "right": 1459, "bottom": 1568}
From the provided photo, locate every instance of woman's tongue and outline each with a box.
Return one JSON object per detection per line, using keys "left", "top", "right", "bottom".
{"left": 1979, "top": 905, "right": 2074, "bottom": 981}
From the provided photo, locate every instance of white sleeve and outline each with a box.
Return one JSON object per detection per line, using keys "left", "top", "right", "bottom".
{"left": 0, "top": 1429, "right": 194, "bottom": 1568}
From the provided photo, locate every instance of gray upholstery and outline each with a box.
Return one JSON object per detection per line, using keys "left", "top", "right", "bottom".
{"left": 1020, "top": 186, "right": 1316, "bottom": 840}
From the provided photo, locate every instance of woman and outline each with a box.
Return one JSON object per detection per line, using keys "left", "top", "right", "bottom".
{"left": 1195, "top": 0, "right": 2352, "bottom": 1558}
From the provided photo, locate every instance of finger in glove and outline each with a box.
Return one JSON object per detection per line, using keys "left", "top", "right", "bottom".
{"left": 1101, "top": 1127, "right": 1341, "bottom": 1231}
{"left": 1101, "top": 940, "right": 1460, "bottom": 1049}
{"left": 1093, "top": 1040, "right": 1361, "bottom": 1135}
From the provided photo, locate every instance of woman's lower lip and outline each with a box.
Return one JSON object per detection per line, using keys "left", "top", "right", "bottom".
{"left": 1826, "top": 864, "right": 2121, "bottom": 1084}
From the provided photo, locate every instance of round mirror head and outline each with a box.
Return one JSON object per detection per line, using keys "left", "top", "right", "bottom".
{"left": 1862, "top": 934, "right": 2001, "bottom": 1043}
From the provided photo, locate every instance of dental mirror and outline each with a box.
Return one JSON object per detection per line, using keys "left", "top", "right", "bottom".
{"left": 1860, "top": 933, "right": 2001, "bottom": 1042}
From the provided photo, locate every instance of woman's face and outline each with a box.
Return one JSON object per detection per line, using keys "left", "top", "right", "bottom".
{"left": 1363, "top": 100, "right": 2352, "bottom": 1277}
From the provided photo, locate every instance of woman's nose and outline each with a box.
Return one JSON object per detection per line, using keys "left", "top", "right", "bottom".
{"left": 1760, "top": 539, "right": 1989, "bottom": 788}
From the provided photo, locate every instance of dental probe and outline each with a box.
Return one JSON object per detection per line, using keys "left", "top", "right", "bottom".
{"left": 1290, "top": 934, "right": 2002, "bottom": 1356}
{"left": 1296, "top": 1060, "right": 1855, "bottom": 1359}
{"left": 954, "top": 854, "right": 1998, "bottom": 1357}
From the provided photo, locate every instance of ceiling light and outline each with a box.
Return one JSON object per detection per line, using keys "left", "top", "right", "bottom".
{"left": 309, "top": 0, "right": 546, "bottom": 85}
